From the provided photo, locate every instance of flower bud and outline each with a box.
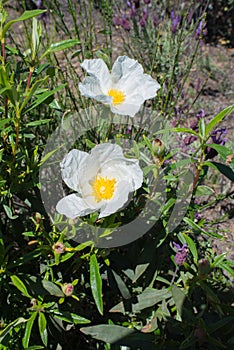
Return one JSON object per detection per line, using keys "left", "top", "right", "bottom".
{"left": 52, "top": 242, "right": 65, "bottom": 254}
{"left": 62, "top": 283, "right": 74, "bottom": 296}
{"left": 198, "top": 259, "right": 210, "bottom": 279}
{"left": 152, "top": 138, "right": 165, "bottom": 158}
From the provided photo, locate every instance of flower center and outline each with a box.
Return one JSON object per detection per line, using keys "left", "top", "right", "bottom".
{"left": 92, "top": 176, "right": 116, "bottom": 202}
{"left": 108, "top": 88, "right": 125, "bottom": 105}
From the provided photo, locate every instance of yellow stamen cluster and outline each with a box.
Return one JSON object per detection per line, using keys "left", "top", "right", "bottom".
{"left": 92, "top": 176, "right": 116, "bottom": 202}
{"left": 108, "top": 88, "right": 125, "bottom": 105}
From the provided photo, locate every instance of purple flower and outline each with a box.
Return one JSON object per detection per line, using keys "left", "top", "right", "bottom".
{"left": 130, "top": 4, "right": 136, "bottom": 19}
{"left": 144, "top": 0, "right": 151, "bottom": 4}
{"left": 113, "top": 16, "right": 122, "bottom": 26}
{"left": 205, "top": 127, "right": 227, "bottom": 159}
{"left": 139, "top": 8, "right": 148, "bottom": 27}
{"left": 195, "top": 20, "right": 207, "bottom": 40}
{"left": 122, "top": 16, "right": 131, "bottom": 31}
{"left": 173, "top": 242, "right": 188, "bottom": 265}
{"left": 211, "top": 128, "right": 227, "bottom": 145}
{"left": 153, "top": 14, "right": 160, "bottom": 27}
{"left": 171, "top": 11, "right": 181, "bottom": 34}
{"left": 196, "top": 109, "right": 206, "bottom": 120}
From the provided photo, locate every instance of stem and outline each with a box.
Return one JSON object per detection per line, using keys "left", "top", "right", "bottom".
{"left": 1, "top": 39, "right": 8, "bottom": 118}
{"left": 26, "top": 66, "right": 34, "bottom": 92}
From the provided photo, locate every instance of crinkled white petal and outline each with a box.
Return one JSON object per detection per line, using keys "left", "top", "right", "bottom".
{"left": 90, "top": 143, "right": 124, "bottom": 164}
{"left": 60, "top": 149, "right": 89, "bottom": 191}
{"left": 56, "top": 193, "right": 96, "bottom": 219}
{"left": 80, "top": 58, "right": 111, "bottom": 93}
{"left": 99, "top": 180, "right": 132, "bottom": 218}
{"left": 109, "top": 94, "right": 144, "bottom": 117}
{"left": 139, "top": 74, "right": 161, "bottom": 100}
{"left": 101, "top": 159, "right": 143, "bottom": 191}
{"left": 79, "top": 76, "right": 111, "bottom": 104}
{"left": 111, "top": 56, "right": 144, "bottom": 84}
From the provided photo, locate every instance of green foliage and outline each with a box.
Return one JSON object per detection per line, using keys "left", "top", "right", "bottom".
{"left": 0, "top": 1, "right": 233, "bottom": 349}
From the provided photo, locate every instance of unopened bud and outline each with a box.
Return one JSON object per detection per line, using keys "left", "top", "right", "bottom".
{"left": 62, "top": 283, "right": 74, "bottom": 296}
{"left": 198, "top": 259, "right": 210, "bottom": 279}
{"left": 152, "top": 138, "right": 165, "bottom": 158}
{"left": 52, "top": 242, "right": 65, "bottom": 254}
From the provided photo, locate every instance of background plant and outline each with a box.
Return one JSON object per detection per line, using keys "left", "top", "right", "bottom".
{"left": 0, "top": 1, "right": 234, "bottom": 349}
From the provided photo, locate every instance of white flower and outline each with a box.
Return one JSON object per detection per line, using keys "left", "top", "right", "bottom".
{"left": 56, "top": 143, "right": 143, "bottom": 219}
{"left": 79, "top": 56, "right": 160, "bottom": 117}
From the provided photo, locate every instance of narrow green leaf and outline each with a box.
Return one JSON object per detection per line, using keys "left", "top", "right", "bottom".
{"left": 40, "top": 39, "right": 81, "bottom": 59}
{"left": 171, "top": 127, "right": 200, "bottom": 137}
{"left": 26, "top": 119, "right": 51, "bottom": 127}
{"left": 39, "top": 144, "right": 64, "bottom": 166}
{"left": 183, "top": 217, "right": 223, "bottom": 238}
{"left": 38, "top": 313, "right": 48, "bottom": 347}
{"left": 80, "top": 324, "right": 135, "bottom": 343}
{"left": 219, "top": 262, "right": 234, "bottom": 278}
{"left": 3, "top": 10, "right": 47, "bottom": 36}
{"left": 0, "top": 318, "right": 27, "bottom": 343}
{"left": 52, "top": 311, "right": 90, "bottom": 324}
{"left": 22, "top": 312, "right": 37, "bottom": 348}
{"left": 207, "top": 162, "right": 234, "bottom": 182}
{"left": 205, "top": 104, "right": 234, "bottom": 135}
{"left": 171, "top": 285, "right": 187, "bottom": 320}
{"left": 206, "top": 144, "right": 231, "bottom": 160}
{"left": 24, "top": 84, "right": 66, "bottom": 114}
{"left": 90, "top": 254, "right": 103, "bottom": 315}
{"left": 211, "top": 253, "right": 227, "bottom": 268}
{"left": 10, "top": 275, "right": 31, "bottom": 298}
{"left": 182, "top": 233, "right": 198, "bottom": 263}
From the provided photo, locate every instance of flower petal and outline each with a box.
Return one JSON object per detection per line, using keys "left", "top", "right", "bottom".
{"left": 110, "top": 95, "right": 143, "bottom": 117}
{"left": 99, "top": 180, "right": 132, "bottom": 218}
{"left": 79, "top": 76, "right": 111, "bottom": 104}
{"left": 101, "top": 159, "right": 143, "bottom": 191}
{"left": 90, "top": 143, "right": 124, "bottom": 164}
{"left": 60, "top": 149, "right": 89, "bottom": 191}
{"left": 56, "top": 193, "right": 96, "bottom": 219}
{"left": 80, "top": 58, "right": 111, "bottom": 93}
{"left": 138, "top": 74, "right": 161, "bottom": 100}
{"left": 111, "top": 56, "right": 144, "bottom": 84}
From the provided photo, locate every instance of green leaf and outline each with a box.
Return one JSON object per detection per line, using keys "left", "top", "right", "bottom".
{"left": 26, "top": 119, "right": 51, "bottom": 127}
{"left": 3, "top": 204, "right": 18, "bottom": 219}
{"left": 38, "top": 313, "right": 48, "bottom": 347}
{"left": 0, "top": 318, "right": 27, "bottom": 343}
{"left": 211, "top": 253, "right": 227, "bottom": 268}
{"left": 206, "top": 144, "right": 231, "bottom": 160}
{"left": 52, "top": 311, "right": 90, "bottom": 324}
{"left": 23, "top": 84, "right": 66, "bottom": 114}
{"left": 39, "top": 143, "right": 64, "bottom": 166}
{"left": 171, "top": 285, "right": 187, "bottom": 320}
{"left": 22, "top": 312, "right": 37, "bottom": 348}
{"left": 205, "top": 161, "right": 234, "bottom": 182}
{"left": 195, "top": 185, "right": 215, "bottom": 197}
{"left": 171, "top": 127, "right": 200, "bottom": 137}
{"left": 205, "top": 104, "right": 234, "bottom": 136}
{"left": 10, "top": 275, "right": 31, "bottom": 298}
{"left": 3, "top": 10, "right": 47, "bottom": 37}
{"left": 219, "top": 262, "right": 234, "bottom": 278}
{"left": 80, "top": 324, "right": 135, "bottom": 343}
{"left": 111, "top": 269, "right": 131, "bottom": 299}
{"left": 80, "top": 325, "right": 155, "bottom": 349}
{"left": 0, "top": 118, "right": 10, "bottom": 130}
{"left": 90, "top": 254, "right": 103, "bottom": 315}
{"left": 183, "top": 217, "right": 223, "bottom": 238}
{"left": 41, "top": 280, "right": 64, "bottom": 297}
{"left": 182, "top": 233, "right": 198, "bottom": 263}
{"left": 40, "top": 39, "right": 81, "bottom": 59}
